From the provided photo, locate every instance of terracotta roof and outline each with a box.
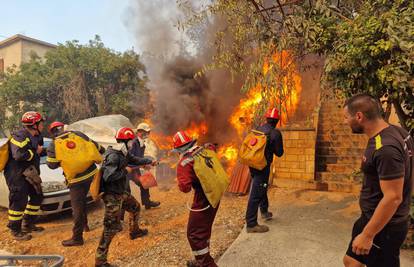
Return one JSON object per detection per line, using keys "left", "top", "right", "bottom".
{"left": 0, "top": 34, "right": 56, "bottom": 49}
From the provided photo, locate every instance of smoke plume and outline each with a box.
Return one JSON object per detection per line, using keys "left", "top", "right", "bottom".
{"left": 124, "top": 0, "right": 243, "bottom": 143}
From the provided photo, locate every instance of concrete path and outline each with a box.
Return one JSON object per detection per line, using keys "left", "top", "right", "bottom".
{"left": 218, "top": 190, "right": 414, "bottom": 267}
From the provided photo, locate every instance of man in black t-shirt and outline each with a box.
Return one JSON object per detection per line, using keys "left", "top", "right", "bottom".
{"left": 343, "top": 94, "right": 413, "bottom": 267}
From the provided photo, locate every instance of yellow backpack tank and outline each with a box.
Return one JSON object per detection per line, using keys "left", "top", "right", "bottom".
{"left": 238, "top": 130, "right": 267, "bottom": 170}
{"left": 0, "top": 139, "right": 10, "bottom": 171}
{"left": 192, "top": 147, "right": 230, "bottom": 208}
{"left": 55, "top": 132, "right": 102, "bottom": 179}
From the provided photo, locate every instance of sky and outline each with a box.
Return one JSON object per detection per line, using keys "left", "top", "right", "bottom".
{"left": 1, "top": 0, "right": 136, "bottom": 52}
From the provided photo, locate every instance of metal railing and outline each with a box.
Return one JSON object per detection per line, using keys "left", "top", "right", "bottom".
{"left": 0, "top": 255, "right": 64, "bottom": 267}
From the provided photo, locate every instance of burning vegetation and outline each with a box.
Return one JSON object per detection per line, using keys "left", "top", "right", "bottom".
{"left": 145, "top": 51, "right": 302, "bottom": 174}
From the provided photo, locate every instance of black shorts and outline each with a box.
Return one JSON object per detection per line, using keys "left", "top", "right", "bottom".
{"left": 346, "top": 215, "right": 409, "bottom": 267}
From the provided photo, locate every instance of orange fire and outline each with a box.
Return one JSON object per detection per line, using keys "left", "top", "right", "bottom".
{"left": 145, "top": 51, "right": 301, "bottom": 175}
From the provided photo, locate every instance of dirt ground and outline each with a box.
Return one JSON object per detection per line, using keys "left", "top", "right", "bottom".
{"left": 1, "top": 181, "right": 412, "bottom": 266}
{"left": 0, "top": 177, "right": 248, "bottom": 266}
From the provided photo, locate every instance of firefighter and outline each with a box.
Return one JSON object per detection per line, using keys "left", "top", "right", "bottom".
{"left": 95, "top": 127, "right": 155, "bottom": 267}
{"left": 47, "top": 121, "right": 105, "bottom": 246}
{"left": 127, "top": 122, "right": 160, "bottom": 209}
{"left": 5, "top": 111, "right": 46, "bottom": 241}
{"left": 245, "top": 108, "right": 284, "bottom": 233}
{"left": 173, "top": 131, "right": 219, "bottom": 267}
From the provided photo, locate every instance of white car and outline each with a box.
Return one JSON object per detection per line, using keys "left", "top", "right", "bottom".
{"left": 0, "top": 138, "right": 82, "bottom": 215}
{"left": 0, "top": 114, "right": 134, "bottom": 215}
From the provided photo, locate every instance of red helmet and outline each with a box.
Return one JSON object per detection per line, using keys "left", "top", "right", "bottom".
{"left": 265, "top": 108, "right": 280, "bottom": 119}
{"left": 21, "top": 111, "right": 44, "bottom": 126}
{"left": 115, "top": 127, "right": 135, "bottom": 140}
{"left": 173, "top": 131, "right": 194, "bottom": 149}
{"left": 48, "top": 121, "right": 65, "bottom": 132}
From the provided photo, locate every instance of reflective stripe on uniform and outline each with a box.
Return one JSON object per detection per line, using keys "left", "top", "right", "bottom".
{"left": 10, "top": 137, "right": 30, "bottom": 148}
{"left": 24, "top": 210, "right": 40, "bottom": 215}
{"left": 8, "top": 210, "right": 24, "bottom": 215}
{"left": 46, "top": 157, "right": 60, "bottom": 163}
{"left": 8, "top": 215, "right": 23, "bottom": 221}
{"left": 192, "top": 247, "right": 209, "bottom": 256}
{"left": 27, "top": 149, "right": 34, "bottom": 161}
{"left": 26, "top": 204, "right": 40, "bottom": 210}
{"left": 67, "top": 168, "right": 98, "bottom": 185}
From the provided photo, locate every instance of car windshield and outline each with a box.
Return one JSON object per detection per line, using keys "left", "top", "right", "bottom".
{"left": 40, "top": 140, "right": 51, "bottom": 164}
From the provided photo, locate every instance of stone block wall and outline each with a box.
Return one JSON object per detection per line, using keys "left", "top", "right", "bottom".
{"left": 272, "top": 128, "right": 317, "bottom": 182}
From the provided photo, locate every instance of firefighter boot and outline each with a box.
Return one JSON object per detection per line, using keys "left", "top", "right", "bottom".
{"left": 22, "top": 223, "right": 45, "bottom": 233}
{"left": 246, "top": 224, "right": 269, "bottom": 233}
{"left": 62, "top": 237, "right": 84, "bottom": 247}
{"left": 144, "top": 201, "right": 160, "bottom": 210}
{"left": 11, "top": 231, "right": 32, "bottom": 241}
{"left": 261, "top": 211, "right": 273, "bottom": 221}
{"left": 129, "top": 228, "right": 148, "bottom": 240}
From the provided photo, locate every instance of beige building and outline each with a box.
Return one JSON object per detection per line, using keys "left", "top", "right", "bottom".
{"left": 0, "top": 34, "right": 56, "bottom": 74}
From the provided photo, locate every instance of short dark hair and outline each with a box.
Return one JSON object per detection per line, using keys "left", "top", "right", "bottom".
{"left": 344, "top": 94, "right": 383, "bottom": 120}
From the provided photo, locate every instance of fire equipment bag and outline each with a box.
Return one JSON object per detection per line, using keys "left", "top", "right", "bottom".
{"left": 54, "top": 132, "right": 103, "bottom": 180}
{"left": 238, "top": 130, "right": 267, "bottom": 170}
{"left": 192, "top": 147, "right": 230, "bottom": 208}
{"left": 0, "top": 139, "right": 10, "bottom": 172}
{"left": 138, "top": 170, "right": 158, "bottom": 189}
{"left": 89, "top": 168, "right": 103, "bottom": 201}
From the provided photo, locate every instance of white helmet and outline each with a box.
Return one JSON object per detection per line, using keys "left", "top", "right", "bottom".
{"left": 136, "top": 122, "right": 151, "bottom": 132}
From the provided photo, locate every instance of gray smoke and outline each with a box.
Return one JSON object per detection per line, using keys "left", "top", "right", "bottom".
{"left": 124, "top": 0, "right": 242, "bottom": 143}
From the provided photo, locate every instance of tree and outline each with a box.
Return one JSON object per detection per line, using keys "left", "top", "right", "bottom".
{"left": 178, "top": 0, "right": 413, "bottom": 130}
{"left": 0, "top": 35, "right": 151, "bottom": 130}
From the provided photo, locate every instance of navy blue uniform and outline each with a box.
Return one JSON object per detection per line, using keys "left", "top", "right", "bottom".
{"left": 127, "top": 138, "right": 151, "bottom": 205}
{"left": 5, "top": 128, "right": 45, "bottom": 232}
{"left": 246, "top": 123, "right": 284, "bottom": 227}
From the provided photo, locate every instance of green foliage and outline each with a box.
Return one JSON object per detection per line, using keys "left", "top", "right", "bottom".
{"left": 0, "top": 35, "right": 150, "bottom": 130}
{"left": 178, "top": 0, "right": 413, "bottom": 130}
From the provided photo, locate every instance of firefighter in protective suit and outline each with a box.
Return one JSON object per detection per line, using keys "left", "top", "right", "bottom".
{"left": 5, "top": 111, "right": 46, "bottom": 241}
{"left": 127, "top": 122, "right": 160, "bottom": 209}
{"left": 174, "top": 131, "right": 220, "bottom": 267}
{"left": 96, "top": 127, "right": 155, "bottom": 267}
{"left": 47, "top": 121, "right": 105, "bottom": 246}
{"left": 245, "top": 108, "right": 284, "bottom": 233}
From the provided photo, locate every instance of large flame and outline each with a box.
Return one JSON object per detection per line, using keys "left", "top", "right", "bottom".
{"left": 145, "top": 51, "right": 302, "bottom": 175}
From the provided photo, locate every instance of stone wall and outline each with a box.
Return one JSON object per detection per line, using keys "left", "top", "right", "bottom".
{"left": 271, "top": 128, "right": 317, "bottom": 183}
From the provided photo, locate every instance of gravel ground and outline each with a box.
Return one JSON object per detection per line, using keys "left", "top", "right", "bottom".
{"left": 0, "top": 177, "right": 247, "bottom": 266}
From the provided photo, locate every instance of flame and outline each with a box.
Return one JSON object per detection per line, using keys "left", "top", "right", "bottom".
{"left": 185, "top": 121, "right": 208, "bottom": 139}
{"left": 223, "top": 51, "right": 302, "bottom": 168}
{"left": 144, "top": 51, "right": 302, "bottom": 176}
{"left": 229, "top": 84, "right": 262, "bottom": 137}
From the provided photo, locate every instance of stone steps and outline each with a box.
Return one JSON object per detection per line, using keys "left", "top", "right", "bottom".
{"left": 315, "top": 99, "right": 366, "bottom": 187}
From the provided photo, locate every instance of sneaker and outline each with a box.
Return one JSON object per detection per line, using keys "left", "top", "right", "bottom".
{"left": 261, "top": 212, "right": 273, "bottom": 221}
{"left": 22, "top": 224, "right": 45, "bottom": 233}
{"left": 11, "top": 231, "right": 32, "bottom": 241}
{"left": 129, "top": 229, "right": 148, "bottom": 240}
{"left": 62, "top": 238, "right": 84, "bottom": 247}
{"left": 246, "top": 224, "right": 269, "bottom": 233}
{"left": 145, "top": 201, "right": 160, "bottom": 210}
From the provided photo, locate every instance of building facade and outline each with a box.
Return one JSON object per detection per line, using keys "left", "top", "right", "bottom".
{"left": 0, "top": 34, "right": 56, "bottom": 74}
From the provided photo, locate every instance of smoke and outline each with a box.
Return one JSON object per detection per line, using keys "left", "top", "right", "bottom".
{"left": 124, "top": 0, "right": 243, "bottom": 143}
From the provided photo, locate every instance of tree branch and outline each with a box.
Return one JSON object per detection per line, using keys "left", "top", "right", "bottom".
{"left": 276, "top": 0, "right": 286, "bottom": 19}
